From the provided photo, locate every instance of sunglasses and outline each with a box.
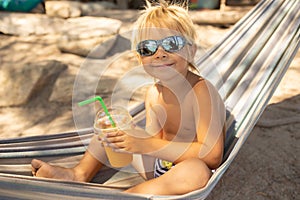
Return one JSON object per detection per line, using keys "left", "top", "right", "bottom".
{"left": 136, "top": 35, "right": 191, "bottom": 57}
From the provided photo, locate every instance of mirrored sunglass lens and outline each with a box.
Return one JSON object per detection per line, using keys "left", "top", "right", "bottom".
{"left": 145, "top": 41, "right": 157, "bottom": 52}
{"left": 162, "top": 36, "right": 184, "bottom": 52}
{"left": 138, "top": 40, "right": 157, "bottom": 56}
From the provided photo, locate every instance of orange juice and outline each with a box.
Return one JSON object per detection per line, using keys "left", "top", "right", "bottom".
{"left": 94, "top": 107, "right": 133, "bottom": 167}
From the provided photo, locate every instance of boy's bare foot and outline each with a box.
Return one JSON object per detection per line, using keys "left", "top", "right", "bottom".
{"left": 31, "top": 159, "right": 79, "bottom": 181}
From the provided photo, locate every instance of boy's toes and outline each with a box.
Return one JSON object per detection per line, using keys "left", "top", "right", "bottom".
{"left": 31, "top": 159, "right": 43, "bottom": 168}
{"left": 31, "top": 159, "right": 44, "bottom": 176}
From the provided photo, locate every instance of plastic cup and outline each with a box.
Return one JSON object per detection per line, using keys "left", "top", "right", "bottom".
{"left": 94, "top": 107, "right": 133, "bottom": 168}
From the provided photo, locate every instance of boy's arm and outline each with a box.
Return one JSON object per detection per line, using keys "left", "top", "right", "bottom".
{"left": 192, "top": 79, "right": 226, "bottom": 167}
{"left": 132, "top": 80, "right": 226, "bottom": 169}
{"left": 144, "top": 85, "right": 163, "bottom": 139}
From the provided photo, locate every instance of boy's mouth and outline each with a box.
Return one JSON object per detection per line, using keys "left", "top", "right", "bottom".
{"left": 152, "top": 63, "right": 174, "bottom": 68}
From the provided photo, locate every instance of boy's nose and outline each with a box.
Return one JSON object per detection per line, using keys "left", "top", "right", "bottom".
{"left": 154, "top": 46, "right": 168, "bottom": 59}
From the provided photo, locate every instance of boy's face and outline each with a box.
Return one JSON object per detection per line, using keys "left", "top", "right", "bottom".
{"left": 136, "top": 28, "right": 196, "bottom": 82}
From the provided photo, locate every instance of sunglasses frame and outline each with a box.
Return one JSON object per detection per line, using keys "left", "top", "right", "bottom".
{"left": 136, "top": 35, "right": 192, "bottom": 57}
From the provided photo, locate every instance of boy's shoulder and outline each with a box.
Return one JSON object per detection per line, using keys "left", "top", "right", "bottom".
{"left": 145, "top": 84, "right": 160, "bottom": 103}
{"left": 188, "top": 72, "right": 206, "bottom": 89}
{"left": 192, "top": 77, "right": 220, "bottom": 97}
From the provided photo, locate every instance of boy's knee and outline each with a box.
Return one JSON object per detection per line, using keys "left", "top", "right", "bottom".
{"left": 180, "top": 158, "right": 210, "bottom": 173}
{"left": 173, "top": 158, "right": 211, "bottom": 189}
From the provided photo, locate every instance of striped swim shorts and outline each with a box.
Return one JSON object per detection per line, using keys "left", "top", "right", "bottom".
{"left": 154, "top": 158, "right": 175, "bottom": 178}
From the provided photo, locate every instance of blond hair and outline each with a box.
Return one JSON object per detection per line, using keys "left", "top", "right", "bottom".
{"left": 131, "top": 0, "right": 199, "bottom": 72}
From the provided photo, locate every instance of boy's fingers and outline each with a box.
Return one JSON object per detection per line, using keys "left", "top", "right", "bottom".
{"left": 106, "top": 130, "right": 122, "bottom": 137}
{"left": 106, "top": 135, "right": 124, "bottom": 143}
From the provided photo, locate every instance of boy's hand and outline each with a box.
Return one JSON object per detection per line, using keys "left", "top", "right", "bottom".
{"left": 102, "top": 128, "right": 153, "bottom": 154}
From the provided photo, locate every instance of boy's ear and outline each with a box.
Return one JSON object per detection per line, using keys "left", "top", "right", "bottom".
{"left": 187, "top": 44, "right": 197, "bottom": 62}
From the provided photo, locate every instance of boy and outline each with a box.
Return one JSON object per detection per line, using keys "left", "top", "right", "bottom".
{"left": 32, "top": 0, "right": 226, "bottom": 195}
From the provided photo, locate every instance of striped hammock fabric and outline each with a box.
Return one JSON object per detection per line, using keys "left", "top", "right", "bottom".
{"left": 0, "top": 0, "right": 299, "bottom": 199}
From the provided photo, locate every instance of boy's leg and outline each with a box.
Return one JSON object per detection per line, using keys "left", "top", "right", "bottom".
{"left": 31, "top": 135, "right": 107, "bottom": 182}
{"left": 125, "top": 158, "right": 211, "bottom": 195}
{"left": 131, "top": 154, "right": 156, "bottom": 180}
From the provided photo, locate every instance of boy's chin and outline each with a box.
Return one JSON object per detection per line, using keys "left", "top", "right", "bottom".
{"left": 144, "top": 65, "right": 181, "bottom": 77}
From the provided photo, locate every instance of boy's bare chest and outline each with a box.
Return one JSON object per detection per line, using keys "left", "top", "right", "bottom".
{"left": 156, "top": 92, "right": 196, "bottom": 141}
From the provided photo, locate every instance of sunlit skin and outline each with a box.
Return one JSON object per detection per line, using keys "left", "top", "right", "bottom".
{"left": 31, "top": 2, "right": 226, "bottom": 196}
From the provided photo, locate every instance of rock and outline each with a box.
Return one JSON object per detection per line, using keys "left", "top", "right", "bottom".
{"left": 87, "top": 34, "right": 131, "bottom": 59}
{"left": 50, "top": 59, "right": 110, "bottom": 104}
{"left": 0, "top": 36, "right": 61, "bottom": 65}
{"left": 0, "top": 12, "right": 65, "bottom": 36}
{"left": 189, "top": 9, "right": 250, "bottom": 25}
{"left": 45, "top": 1, "right": 81, "bottom": 18}
{"left": 104, "top": 35, "right": 131, "bottom": 58}
{"left": 116, "top": 0, "right": 128, "bottom": 9}
{"left": 0, "top": 60, "right": 67, "bottom": 107}
{"left": 58, "top": 17, "right": 122, "bottom": 57}
{"left": 45, "top": 1, "right": 117, "bottom": 18}
{"left": 80, "top": 51, "right": 150, "bottom": 106}
{"left": 63, "top": 17, "right": 122, "bottom": 40}
{"left": 51, "top": 51, "right": 142, "bottom": 105}
{"left": 80, "top": 1, "right": 117, "bottom": 16}
{"left": 49, "top": 66, "right": 78, "bottom": 103}
{"left": 58, "top": 34, "right": 117, "bottom": 58}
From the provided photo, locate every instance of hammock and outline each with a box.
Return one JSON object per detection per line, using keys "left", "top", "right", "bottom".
{"left": 0, "top": 0, "right": 299, "bottom": 199}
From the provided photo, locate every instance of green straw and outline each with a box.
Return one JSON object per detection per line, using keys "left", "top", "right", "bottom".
{"left": 78, "top": 96, "right": 116, "bottom": 127}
